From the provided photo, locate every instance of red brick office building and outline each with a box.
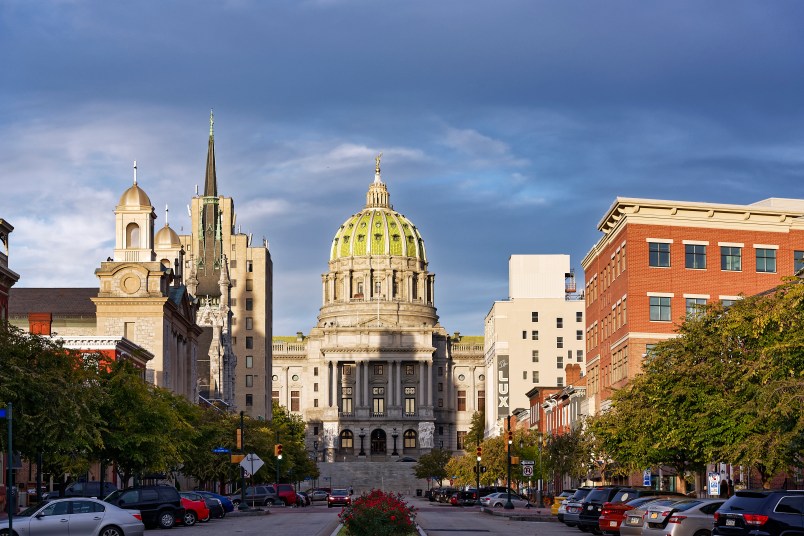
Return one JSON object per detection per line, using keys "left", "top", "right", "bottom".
{"left": 582, "top": 197, "right": 804, "bottom": 414}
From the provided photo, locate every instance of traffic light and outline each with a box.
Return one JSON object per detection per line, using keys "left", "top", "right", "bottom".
{"left": 236, "top": 429, "right": 242, "bottom": 450}
{"left": 476, "top": 446, "right": 482, "bottom": 460}
{"left": 274, "top": 443, "right": 283, "bottom": 459}
{"left": 508, "top": 430, "right": 513, "bottom": 444}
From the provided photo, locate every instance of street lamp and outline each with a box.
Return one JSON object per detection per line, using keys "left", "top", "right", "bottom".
{"left": 392, "top": 428, "right": 399, "bottom": 456}
{"left": 537, "top": 433, "right": 543, "bottom": 507}
{"left": 359, "top": 428, "right": 366, "bottom": 456}
{"left": 505, "top": 416, "right": 514, "bottom": 510}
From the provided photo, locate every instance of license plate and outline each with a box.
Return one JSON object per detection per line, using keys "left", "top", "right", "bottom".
{"left": 588, "top": 505, "right": 594, "bottom": 510}
{"left": 610, "top": 521, "right": 617, "bottom": 527}
{"left": 726, "top": 519, "right": 735, "bottom": 526}
{"left": 650, "top": 512, "right": 658, "bottom": 519}
{"left": 628, "top": 517, "right": 640, "bottom": 525}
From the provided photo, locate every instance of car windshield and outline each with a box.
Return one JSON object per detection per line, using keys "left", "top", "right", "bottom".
{"left": 670, "top": 500, "right": 703, "bottom": 512}
{"left": 333, "top": 489, "right": 348, "bottom": 495}
{"left": 571, "top": 489, "right": 592, "bottom": 500}
{"left": 17, "top": 502, "right": 49, "bottom": 517}
{"left": 586, "top": 489, "right": 612, "bottom": 502}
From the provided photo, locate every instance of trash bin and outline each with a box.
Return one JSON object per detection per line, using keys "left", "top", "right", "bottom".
{"left": 416, "top": 489, "right": 422, "bottom": 497}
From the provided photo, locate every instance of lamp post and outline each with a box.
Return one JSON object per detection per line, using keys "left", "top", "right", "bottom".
{"left": 505, "top": 415, "right": 514, "bottom": 510}
{"left": 238, "top": 411, "right": 249, "bottom": 511}
{"left": 475, "top": 443, "right": 482, "bottom": 506}
{"left": 537, "top": 433, "right": 543, "bottom": 507}
{"left": 358, "top": 428, "right": 366, "bottom": 456}
{"left": 392, "top": 428, "right": 398, "bottom": 456}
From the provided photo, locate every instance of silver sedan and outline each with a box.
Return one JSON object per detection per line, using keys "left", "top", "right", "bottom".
{"left": 480, "top": 491, "right": 532, "bottom": 509}
{"left": 0, "top": 497, "right": 145, "bottom": 536}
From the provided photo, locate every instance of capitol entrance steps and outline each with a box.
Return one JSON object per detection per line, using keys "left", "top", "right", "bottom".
{"left": 301, "top": 461, "right": 432, "bottom": 497}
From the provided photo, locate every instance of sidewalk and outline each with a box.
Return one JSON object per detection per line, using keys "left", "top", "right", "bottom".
{"left": 480, "top": 505, "right": 558, "bottom": 522}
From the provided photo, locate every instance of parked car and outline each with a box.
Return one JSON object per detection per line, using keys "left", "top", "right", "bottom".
{"left": 433, "top": 487, "right": 458, "bottom": 503}
{"left": 104, "top": 484, "right": 185, "bottom": 529}
{"left": 43, "top": 481, "right": 118, "bottom": 500}
{"left": 275, "top": 483, "right": 298, "bottom": 506}
{"left": 309, "top": 489, "right": 330, "bottom": 502}
{"left": 620, "top": 498, "right": 685, "bottom": 536}
{"left": 579, "top": 486, "right": 624, "bottom": 533}
{"left": 0, "top": 497, "right": 145, "bottom": 536}
{"left": 600, "top": 496, "right": 681, "bottom": 534}
{"left": 297, "top": 492, "right": 312, "bottom": 506}
{"left": 194, "top": 490, "right": 233, "bottom": 516}
{"left": 328, "top": 488, "right": 352, "bottom": 508}
{"left": 564, "top": 488, "right": 595, "bottom": 527}
{"left": 642, "top": 498, "right": 725, "bottom": 536}
{"left": 713, "top": 490, "right": 804, "bottom": 536}
{"left": 228, "top": 484, "right": 279, "bottom": 507}
{"left": 449, "top": 490, "right": 478, "bottom": 506}
{"left": 480, "top": 491, "right": 532, "bottom": 509}
{"left": 179, "top": 491, "right": 211, "bottom": 525}
{"left": 553, "top": 489, "right": 577, "bottom": 515}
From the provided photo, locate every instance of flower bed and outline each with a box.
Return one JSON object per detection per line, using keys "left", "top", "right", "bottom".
{"left": 338, "top": 489, "right": 417, "bottom": 536}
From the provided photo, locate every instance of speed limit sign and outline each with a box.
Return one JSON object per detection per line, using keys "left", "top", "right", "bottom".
{"left": 522, "top": 465, "right": 534, "bottom": 476}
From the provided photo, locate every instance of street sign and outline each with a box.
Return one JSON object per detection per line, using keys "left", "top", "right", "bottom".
{"left": 0, "top": 409, "right": 6, "bottom": 418}
{"left": 231, "top": 454, "right": 245, "bottom": 463}
{"left": 643, "top": 469, "right": 652, "bottom": 487}
{"left": 521, "top": 460, "right": 535, "bottom": 465}
{"left": 212, "top": 447, "right": 230, "bottom": 454}
{"left": 241, "top": 453, "right": 264, "bottom": 475}
{"left": 522, "top": 465, "right": 534, "bottom": 477}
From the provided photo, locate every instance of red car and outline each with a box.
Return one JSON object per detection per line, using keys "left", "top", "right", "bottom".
{"left": 327, "top": 488, "right": 352, "bottom": 508}
{"left": 273, "top": 483, "right": 297, "bottom": 506}
{"left": 179, "top": 492, "right": 210, "bottom": 526}
{"left": 600, "top": 497, "right": 678, "bottom": 534}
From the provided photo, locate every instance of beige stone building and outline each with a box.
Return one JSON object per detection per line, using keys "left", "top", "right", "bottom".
{"left": 272, "top": 158, "right": 484, "bottom": 461}
{"left": 179, "top": 114, "right": 273, "bottom": 419}
{"left": 484, "top": 254, "right": 585, "bottom": 437}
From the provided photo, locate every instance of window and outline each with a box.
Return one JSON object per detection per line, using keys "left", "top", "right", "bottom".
{"left": 372, "top": 386, "right": 385, "bottom": 395}
{"left": 532, "top": 350, "right": 539, "bottom": 362}
{"left": 231, "top": 279, "right": 236, "bottom": 287}
{"left": 245, "top": 337, "right": 253, "bottom": 349}
{"left": 457, "top": 431, "right": 467, "bottom": 450}
{"left": 576, "top": 349, "right": 584, "bottom": 362}
{"left": 405, "top": 396, "right": 416, "bottom": 415}
{"left": 438, "top": 426, "right": 444, "bottom": 435}
{"left": 438, "top": 367, "right": 443, "bottom": 376}
{"left": 246, "top": 355, "right": 253, "bottom": 369}
{"left": 457, "top": 390, "right": 466, "bottom": 411}
{"left": 756, "top": 248, "right": 777, "bottom": 273}
{"left": 272, "top": 390, "right": 279, "bottom": 404}
{"left": 314, "top": 399, "right": 319, "bottom": 407}
{"left": 373, "top": 397, "right": 385, "bottom": 414}
{"left": 686, "top": 297, "right": 707, "bottom": 317}
{"left": 314, "top": 382, "right": 318, "bottom": 392}
{"left": 522, "top": 330, "right": 527, "bottom": 339}
{"left": 245, "top": 317, "right": 253, "bottom": 330}
{"left": 649, "top": 242, "right": 671, "bottom": 267}
{"left": 314, "top": 367, "right": 318, "bottom": 376}
{"left": 532, "top": 330, "right": 539, "bottom": 340}
{"left": 532, "top": 371, "right": 539, "bottom": 383}
{"left": 246, "top": 394, "right": 253, "bottom": 406}
{"left": 404, "top": 430, "right": 417, "bottom": 449}
{"left": 557, "top": 336, "right": 564, "bottom": 348}
{"left": 645, "top": 344, "right": 657, "bottom": 360}
{"left": 374, "top": 364, "right": 384, "bottom": 375}
{"left": 247, "top": 260, "right": 253, "bottom": 273}
{"left": 477, "top": 390, "right": 485, "bottom": 410}
{"left": 341, "top": 397, "right": 353, "bottom": 414}
{"left": 557, "top": 355, "right": 564, "bottom": 369}
{"left": 650, "top": 296, "right": 671, "bottom": 321}
{"left": 246, "top": 279, "right": 253, "bottom": 291}
{"left": 438, "top": 398, "right": 443, "bottom": 407}
{"left": 721, "top": 246, "right": 742, "bottom": 271}
{"left": 576, "top": 311, "right": 583, "bottom": 322}
{"left": 796, "top": 251, "right": 804, "bottom": 273}
{"left": 340, "top": 430, "right": 354, "bottom": 449}
{"left": 290, "top": 391, "right": 299, "bottom": 411}
{"left": 556, "top": 317, "right": 563, "bottom": 328}
{"left": 722, "top": 299, "right": 736, "bottom": 308}
{"left": 531, "top": 312, "right": 539, "bottom": 322}
{"left": 557, "top": 377, "right": 564, "bottom": 387}
{"left": 685, "top": 244, "right": 706, "bottom": 269}
{"left": 343, "top": 364, "right": 353, "bottom": 375}
{"left": 522, "top": 371, "right": 527, "bottom": 380}
{"left": 406, "top": 364, "right": 415, "bottom": 375}
{"left": 438, "top": 383, "right": 443, "bottom": 392}
{"left": 245, "top": 375, "right": 254, "bottom": 387}
{"left": 246, "top": 298, "right": 253, "bottom": 311}
{"left": 576, "top": 329, "right": 583, "bottom": 341}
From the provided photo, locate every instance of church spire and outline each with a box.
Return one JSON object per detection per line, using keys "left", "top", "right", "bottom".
{"left": 204, "top": 110, "right": 217, "bottom": 197}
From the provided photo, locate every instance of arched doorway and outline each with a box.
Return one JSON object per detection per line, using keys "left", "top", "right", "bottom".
{"left": 370, "top": 429, "right": 387, "bottom": 454}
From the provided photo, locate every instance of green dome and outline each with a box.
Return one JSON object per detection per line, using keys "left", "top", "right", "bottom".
{"left": 330, "top": 207, "right": 426, "bottom": 261}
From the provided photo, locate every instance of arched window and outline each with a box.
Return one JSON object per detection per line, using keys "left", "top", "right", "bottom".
{"left": 340, "top": 430, "right": 354, "bottom": 451}
{"left": 126, "top": 222, "right": 140, "bottom": 249}
{"left": 403, "top": 429, "right": 417, "bottom": 450}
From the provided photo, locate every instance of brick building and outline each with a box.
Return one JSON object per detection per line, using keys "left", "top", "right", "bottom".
{"left": 0, "top": 219, "right": 20, "bottom": 322}
{"left": 582, "top": 197, "right": 804, "bottom": 414}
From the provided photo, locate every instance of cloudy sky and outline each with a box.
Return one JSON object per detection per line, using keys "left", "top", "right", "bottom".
{"left": 3, "top": 1, "right": 804, "bottom": 336}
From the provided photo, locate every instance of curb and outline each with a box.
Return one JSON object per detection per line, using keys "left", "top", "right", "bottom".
{"left": 479, "top": 506, "right": 558, "bottom": 522}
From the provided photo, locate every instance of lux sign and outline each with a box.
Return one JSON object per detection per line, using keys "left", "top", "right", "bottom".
{"left": 497, "top": 356, "right": 509, "bottom": 416}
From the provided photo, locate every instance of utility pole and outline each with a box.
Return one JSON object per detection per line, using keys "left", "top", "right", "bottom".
{"left": 238, "top": 411, "right": 249, "bottom": 511}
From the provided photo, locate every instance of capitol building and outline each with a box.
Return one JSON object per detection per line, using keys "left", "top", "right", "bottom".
{"left": 272, "top": 157, "right": 485, "bottom": 462}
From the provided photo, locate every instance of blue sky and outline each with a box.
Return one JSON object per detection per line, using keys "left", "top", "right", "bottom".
{"left": 3, "top": 1, "right": 804, "bottom": 336}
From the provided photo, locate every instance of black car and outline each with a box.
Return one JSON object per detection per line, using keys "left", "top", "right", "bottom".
{"left": 44, "top": 481, "right": 118, "bottom": 500}
{"left": 104, "top": 484, "right": 185, "bottom": 529}
{"left": 578, "top": 486, "right": 623, "bottom": 533}
{"left": 713, "top": 489, "right": 804, "bottom": 536}
{"left": 450, "top": 490, "right": 479, "bottom": 506}
{"left": 228, "top": 484, "right": 279, "bottom": 507}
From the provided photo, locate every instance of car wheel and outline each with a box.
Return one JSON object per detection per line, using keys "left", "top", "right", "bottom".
{"left": 100, "top": 526, "right": 124, "bottom": 536}
{"left": 693, "top": 531, "right": 710, "bottom": 536}
{"left": 183, "top": 510, "right": 197, "bottom": 526}
{"left": 158, "top": 509, "right": 176, "bottom": 529}
{"left": 494, "top": 502, "right": 503, "bottom": 508}
{"left": 0, "top": 530, "right": 18, "bottom": 536}
{"left": 231, "top": 498, "right": 241, "bottom": 507}
{"left": 264, "top": 497, "right": 274, "bottom": 506}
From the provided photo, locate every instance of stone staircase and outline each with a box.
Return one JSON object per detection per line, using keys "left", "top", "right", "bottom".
{"left": 300, "top": 461, "right": 432, "bottom": 497}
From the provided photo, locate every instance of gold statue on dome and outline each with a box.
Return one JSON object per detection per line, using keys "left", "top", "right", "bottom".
{"left": 375, "top": 152, "right": 383, "bottom": 174}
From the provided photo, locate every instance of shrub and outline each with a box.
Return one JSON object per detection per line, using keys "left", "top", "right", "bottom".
{"left": 338, "top": 489, "right": 417, "bottom": 536}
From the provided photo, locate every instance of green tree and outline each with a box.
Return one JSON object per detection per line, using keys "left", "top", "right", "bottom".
{"left": 413, "top": 448, "right": 452, "bottom": 486}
